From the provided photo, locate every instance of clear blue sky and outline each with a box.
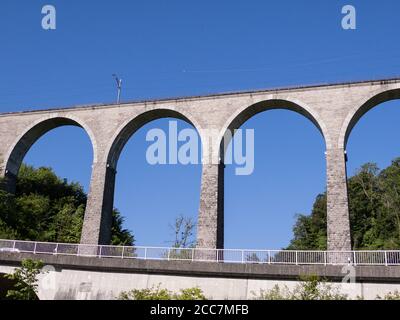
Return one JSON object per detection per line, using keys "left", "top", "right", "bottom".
{"left": 1, "top": 1, "right": 400, "bottom": 249}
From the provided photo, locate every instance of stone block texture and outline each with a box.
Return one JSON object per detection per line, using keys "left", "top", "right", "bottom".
{"left": 1, "top": 78, "right": 400, "bottom": 250}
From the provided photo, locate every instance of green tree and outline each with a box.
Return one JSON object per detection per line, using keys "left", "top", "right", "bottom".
{"left": 0, "top": 164, "right": 134, "bottom": 246}
{"left": 111, "top": 209, "right": 135, "bottom": 246}
{"left": 288, "top": 158, "right": 400, "bottom": 250}
{"left": 5, "top": 259, "right": 44, "bottom": 300}
{"left": 287, "top": 194, "right": 327, "bottom": 250}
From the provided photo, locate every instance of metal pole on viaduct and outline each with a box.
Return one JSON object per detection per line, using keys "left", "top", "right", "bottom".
{"left": 1, "top": 78, "right": 400, "bottom": 252}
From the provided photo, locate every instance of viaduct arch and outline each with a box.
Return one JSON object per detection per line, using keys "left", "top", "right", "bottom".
{"left": 219, "top": 98, "right": 329, "bottom": 145}
{"left": 339, "top": 88, "right": 400, "bottom": 149}
{"left": 214, "top": 98, "right": 329, "bottom": 250}
{"left": 80, "top": 108, "right": 202, "bottom": 245}
{"left": 1, "top": 78, "right": 400, "bottom": 251}
{"left": 2, "top": 115, "right": 96, "bottom": 193}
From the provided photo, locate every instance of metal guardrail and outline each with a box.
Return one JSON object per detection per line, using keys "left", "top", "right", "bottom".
{"left": 0, "top": 239, "right": 399, "bottom": 266}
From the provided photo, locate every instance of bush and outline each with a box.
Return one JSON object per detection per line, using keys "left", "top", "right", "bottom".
{"left": 376, "top": 291, "right": 400, "bottom": 300}
{"left": 253, "top": 275, "right": 348, "bottom": 300}
{"left": 118, "top": 285, "right": 206, "bottom": 300}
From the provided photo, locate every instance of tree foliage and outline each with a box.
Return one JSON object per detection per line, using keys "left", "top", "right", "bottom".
{"left": 288, "top": 158, "right": 400, "bottom": 250}
{"left": 253, "top": 276, "right": 400, "bottom": 300}
{"left": 170, "top": 214, "right": 196, "bottom": 248}
{"left": 118, "top": 284, "right": 206, "bottom": 300}
{"left": 376, "top": 291, "right": 400, "bottom": 300}
{"left": 0, "top": 164, "right": 134, "bottom": 245}
{"left": 5, "top": 259, "right": 44, "bottom": 300}
{"left": 110, "top": 209, "right": 134, "bottom": 246}
{"left": 252, "top": 275, "right": 348, "bottom": 300}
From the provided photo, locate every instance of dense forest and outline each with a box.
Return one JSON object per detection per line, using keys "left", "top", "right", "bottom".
{"left": 0, "top": 165, "right": 134, "bottom": 246}
{"left": 289, "top": 157, "right": 400, "bottom": 250}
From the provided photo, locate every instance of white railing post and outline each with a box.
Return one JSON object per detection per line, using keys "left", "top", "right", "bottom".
{"left": 12, "top": 240, "right": 16, "bottom": 250}
{"left": 295, "top": 251, "right": 298, "bottom": 265}
{"left": 192, "top": 248, "right": 195, "bottom": 262}
{"left": 353, "top": 251, "right": 357, "bottom": 266}
{"left": 99, "top": 245, "right": 102, "bottom": 258}
{"left": 385, "top": 251, "right": 388, "bottom": 266}
{"left": 55, "top": 243, "right": 59, "bottom": 255}
{"left": 324, "top": 251, "right": 327, "bottom": 266}
{"left": 268, "top": 251, "right": 271, "bottom": 264}
{"left": 144, "top": 247, "right": 147, "bottom": 260}
{"left": 122, "top": 246, "right": 125, "bottom": 259}
{"left": 167, "top": 248, "right": 171, "bottom": 261}
{"left": 241, "top": 250, "right": 244, "bottom": 264}
{"left": 33, "top": 242, "right": 37, "bottom": 254}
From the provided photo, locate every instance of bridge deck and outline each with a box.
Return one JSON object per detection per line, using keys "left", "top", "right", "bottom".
{"left": 1, "top": 76, "right": 400, "bottom": 116}
{"left": 1, "top": 252, "right": 400, "bottom": 283}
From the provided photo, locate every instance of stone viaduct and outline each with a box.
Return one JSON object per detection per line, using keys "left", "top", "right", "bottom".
{"left": 1, "top": 78, "right": 400, "bottom": 252}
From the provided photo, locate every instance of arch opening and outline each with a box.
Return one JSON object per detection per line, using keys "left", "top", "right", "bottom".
{"left": 221, "top": 100, "right": 327, "bottom": 250}
{"left": 1, "top": 117, "right": 94, "bottom": 244}
{"left": 107, "top": 109, "right": 196, "bottom": 169}
{"left": 107, "top": 109, "right": 203, "bottom": 247}
{"left": 221, "top": 99, "right": 327, "bottom": 149}
{"left": 345, "top": 93, "right": 400, "bottom": 250}
{"left": 4, "top": 117, "right": 95, "bottom": 193}
{"left": 342, "top": 89, "right": 400, "bottom": 149}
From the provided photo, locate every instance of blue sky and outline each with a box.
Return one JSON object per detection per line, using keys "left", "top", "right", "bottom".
{"left": 1, "top": 1, "right": 400, "bottom": 249}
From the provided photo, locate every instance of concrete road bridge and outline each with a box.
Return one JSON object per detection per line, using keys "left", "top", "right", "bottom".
{"left": 0, "top": 239, "right": 400, "bottom": 300}
{"left": 0, "top": 240, "right": 400, "bottom": 300}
